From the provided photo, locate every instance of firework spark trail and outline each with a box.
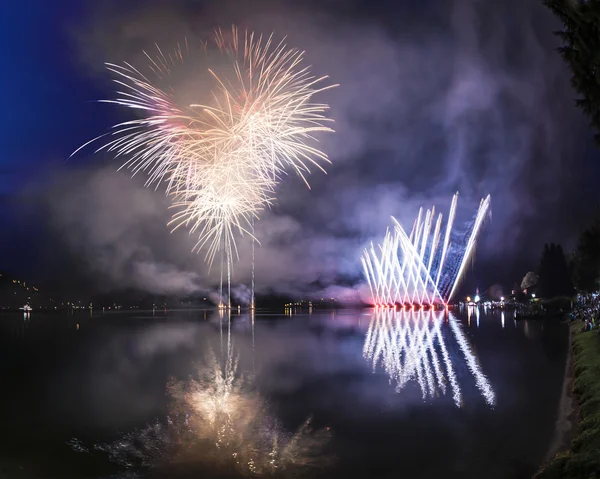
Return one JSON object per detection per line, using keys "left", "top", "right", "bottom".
{"left": 74, "top": 26, "right": 336, "bottom": 306}
{"left": 434, "top": 194, "right": 458, "bottom": 294}
{"left": 447, "top": 195, "right": 492, "bottom": 302}
{"left": 362, "top": 192, "right": 491, "bottom": 306}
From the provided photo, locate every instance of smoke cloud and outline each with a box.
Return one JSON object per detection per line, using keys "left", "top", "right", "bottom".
{"left": 34, "top": 0, "right": 593, "bottom": 298}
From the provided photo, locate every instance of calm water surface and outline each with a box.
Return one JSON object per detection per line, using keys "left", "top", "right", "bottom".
{"left": 0, "top": 308, "right": 568, "bottom": 478}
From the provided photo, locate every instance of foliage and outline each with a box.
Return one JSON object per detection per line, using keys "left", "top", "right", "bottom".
{"left": 544, "top": 0, "right": 600, "bottom": 145}
{"left": 537, "top": 243, "right": 575, "bottom": 298}
{"left": 572, "top": 212, "right": 600, "bottom": 292}
{"left": 536, "top": 322, "right": 600, "bottom": 478}
{"left": 542, "top": 296, "right": 574, "bottom": 312}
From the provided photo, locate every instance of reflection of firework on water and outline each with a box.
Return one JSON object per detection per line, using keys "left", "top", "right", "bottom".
{"left": 74, "top": 26, "right": 336, "bottom": 273}
{"left": 71, "top": 346, "right": 331, "bottom": 476}
{"left": 362, "top": 192, "right": 491, "bottom": 306}
{"left": 363, "top": 309, "right": 495, "bottom": 406}
{"left": 92, "top": 421, "right": 172, "bottom": 470}
{"left": 168, "top": 346, "right": 333, "bottom": 475}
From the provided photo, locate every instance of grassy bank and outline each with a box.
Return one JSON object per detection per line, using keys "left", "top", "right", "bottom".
{"left": 536, "top": 321, "right": 600, "bottom": 478}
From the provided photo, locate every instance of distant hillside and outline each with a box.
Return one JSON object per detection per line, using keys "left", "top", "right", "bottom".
{"left": 0, "top": 271, "right": 358, "bottom": 311}
{"left": 0, "top": 271, "right": 214, "bottom": 311}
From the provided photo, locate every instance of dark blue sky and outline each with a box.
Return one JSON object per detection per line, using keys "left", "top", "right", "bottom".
{"left": 1, "top": 2, "right": 92, "bottom": 186}
{"left": 1, "top": 0, "right": 599, "bottom": 299}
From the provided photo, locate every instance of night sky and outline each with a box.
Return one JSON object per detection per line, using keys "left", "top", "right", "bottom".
{"left": 1, "top": 0, "right": 599, "bottom": 300}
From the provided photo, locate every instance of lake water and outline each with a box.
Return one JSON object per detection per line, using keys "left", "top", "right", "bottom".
{"left": 0, "top": 307, "right": 568, "bottom": 478}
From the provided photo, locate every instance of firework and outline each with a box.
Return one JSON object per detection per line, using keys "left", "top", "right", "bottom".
{"left": 74, "top": 27, "right": 336, "bottom": 304}
{"left": 363, "top": 309, "right": 495, "bottom": 406}
{"left": 362, "top": 192, "right": 491, "bottom": 306}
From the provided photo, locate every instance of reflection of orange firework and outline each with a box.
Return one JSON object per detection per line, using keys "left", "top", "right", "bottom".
{"left": 83, "top": 345, "right": 332, "bottom": 476}
{"left": 166, "top": 347, "right": 332, "bottom": 474}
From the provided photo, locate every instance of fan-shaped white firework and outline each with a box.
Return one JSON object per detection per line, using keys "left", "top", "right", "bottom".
{"left": 362, "top": 192, "right": 491, "bottom": 306}
{"left": 73, "top": 26, "right": 337, "bottom": 268}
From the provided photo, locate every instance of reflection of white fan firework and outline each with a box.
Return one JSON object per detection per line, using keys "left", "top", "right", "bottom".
{"left": 363, "top": 309, "right": 495, "bottom": 407}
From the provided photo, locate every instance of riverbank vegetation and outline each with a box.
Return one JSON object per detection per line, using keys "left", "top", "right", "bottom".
{"left": 536, "top": 322, "right": 600, "bottom": 478}
{"left": 543, "top": 0, "right": 600, "bottom": 145}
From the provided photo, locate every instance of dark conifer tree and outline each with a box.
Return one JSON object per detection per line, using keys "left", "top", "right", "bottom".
{"left": 537, "top": 243, "right": 575, "bottom": 297}
{"left": 544, "top": 0, "right": 600, "bottom": 144}
{"left": 572, "top": 212, "right": 600, "bottom": 291}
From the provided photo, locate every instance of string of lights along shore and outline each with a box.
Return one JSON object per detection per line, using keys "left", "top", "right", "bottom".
{"left": 73, "top": 26, "right": 337, "bottom": 309}
{"left": 362, "top": 192, "right": 491, "bottom": 307}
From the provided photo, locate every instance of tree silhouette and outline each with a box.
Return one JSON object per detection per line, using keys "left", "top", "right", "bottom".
{"left": 537, "top": 243, "right": 575, "bottom": 298}
{"left": 572, "top": 212, "right": 600, "bottom": 291}
{"left": 543, "top": 0, "right": 600, "bottom": 144}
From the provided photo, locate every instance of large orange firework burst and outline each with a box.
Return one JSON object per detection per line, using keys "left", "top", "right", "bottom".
{"left": 75, "top": 26, "right": 337, "bottom": 271}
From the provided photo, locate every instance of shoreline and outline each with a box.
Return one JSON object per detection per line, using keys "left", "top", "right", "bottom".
{"left": 534, "top": 320, "right": 600, "bottom": 478}
{"left": 543, "top": 322, "right": 576, "bottom": 463}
